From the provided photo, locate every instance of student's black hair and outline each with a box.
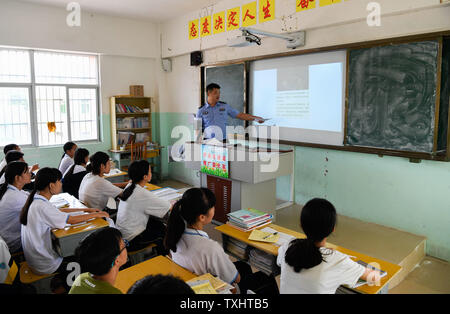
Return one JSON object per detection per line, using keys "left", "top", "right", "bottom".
{"left": 163, "top": 187, "right": 216, "bottom": 252}
{"left": 64, "top": 148, "right": 89, "bottom": 179}
{"left": 206, "top": 83, "right": 220, "bottom": 94}
{"left": 3, "top": 143, "right": 19, "bottom": 155}
{"left": 119, "top": 160, "right": 150, "bottom": 201}
{"left": 20, "top": 167, "right": 62, "bottom": 226}
{"left": 75, "top": 227, "right": 123, "bottom": 276}
{"left": 284, "top": 198, "right": 337, "bottom": 273}
{"left": 88, "top": 151, "right": 110, "bottom": 175}
{"left": 0, "top": 150, "right": 25, "bottom": 179}
{"left": 61, "top": 141, "right": 77, "bottom": 160}
{"left": 0, "top": 161, "right": 28, "bottom": 200}
{"left": 127, "top": 274, "right": 195, "bottom": 294}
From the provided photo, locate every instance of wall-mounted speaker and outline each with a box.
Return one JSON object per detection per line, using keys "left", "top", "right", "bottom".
{"left": 190, "top": 51, "right": 203, "bottom": 66}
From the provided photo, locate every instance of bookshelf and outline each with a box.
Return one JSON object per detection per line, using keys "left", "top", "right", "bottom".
{"left": 110, "top": 96, "right": 152, "bottom": 150}
{"left": 109, "top": 95, "right": 162, "bottom": 182}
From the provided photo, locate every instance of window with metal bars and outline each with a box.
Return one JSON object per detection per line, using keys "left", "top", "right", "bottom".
{"left": 0, "top": 48, "right": 100, "bottom": 147}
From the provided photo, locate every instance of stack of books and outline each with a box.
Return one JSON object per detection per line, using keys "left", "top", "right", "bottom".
{"left": 226, "top": 208, "right": 273, "bottom": 232}
{"left": 248, "top": 248, "right": 274, "bottom": 276}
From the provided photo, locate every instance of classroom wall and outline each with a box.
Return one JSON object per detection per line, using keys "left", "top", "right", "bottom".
{"left": 157, "top": 0, "right": 450, "bottom": 261}
{"left": 0, "top": 0, "right": 160, "bottom": 169}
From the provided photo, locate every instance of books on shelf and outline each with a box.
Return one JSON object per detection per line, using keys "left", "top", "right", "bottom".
{"left": 117, "top": 131, "right": 135, "bottom": 146}
{"left": 117, "top": 117, "right": 149, "bottom": 129}
{"left": 115, "top": 103, "right": 145, "bottom": 113}
{"left": 226, "top": 208, "right": 273, "bottom": 232}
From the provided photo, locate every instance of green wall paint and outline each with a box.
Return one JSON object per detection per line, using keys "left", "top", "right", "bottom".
{"left": 294, "top": 146, "right": 450, "bottom": 261}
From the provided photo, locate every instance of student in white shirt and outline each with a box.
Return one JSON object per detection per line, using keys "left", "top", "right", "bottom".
{"left": 20, "top": 167, "right": 109, "bottom": 293}
{"left": 0, "top": 150, "right": 39, "bottom": 186}
{"left": 58, "top": 141, "right": 77, "bottom": 176}
{"left": 117, "top": 160, "right": 171, "bottom": 254}
{"left": 0, "top": 144, "right": 20, "bottom": 173}
{"left": 0, "top": 161, "right": 31, "bottom": 253}
{"left": 63, "top": 148, "right": 89, "bottom": 199}
{"left": 164, "top": 188, "right": 275, "bottom": 294}
{"left": 78, "top": 151, "right": 127, "bottom": 210}
{"left": 276, "top": 198, "right": 380, "bottom": 294}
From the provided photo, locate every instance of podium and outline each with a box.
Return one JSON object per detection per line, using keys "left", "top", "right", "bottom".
{"left": 183, "top": 141, "right": 294, "bottom": 223}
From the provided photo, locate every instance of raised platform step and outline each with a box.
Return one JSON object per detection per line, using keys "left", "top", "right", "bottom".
{"left": 275, "top": 204, "right": 426, "bottom": 290}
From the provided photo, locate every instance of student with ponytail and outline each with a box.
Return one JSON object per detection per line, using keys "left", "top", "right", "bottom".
{"left": 78, "top": 151, "right": 127, "bottom": 210}
{"left": 164, "top": 188, "right": 277, "bottom": 294}
{"left": 276, "top": 198, "right": 380, "bottom": 294}
{"left": 62, "top": 148, "right": 89, "bottom": 198}
{"left": 20, "top": 167, "right": 109, "bottom": 292}
{"left": 58, "top": 141, "right": 77, "bottom": 176}
{"left": 116, "top": 160, "right": 171, "bottom": 253}
{"left": 0, "top": 161, "right": 31, "bottom": 253}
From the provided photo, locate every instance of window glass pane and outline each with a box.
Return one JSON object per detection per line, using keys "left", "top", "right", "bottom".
{"left": 35, "top": 86, "right": 68, "bottom": 146}
{"left": 69, "top": 88, "right": 98, "bottom": 141}
{"left": 0, "top": 87, "right": 32, "bottom": 146}
{"left": 34, "top": 52, "right": 98, "bottom": 85}
{"left": 0, "top": 49, "right": 31, "bottom": 83}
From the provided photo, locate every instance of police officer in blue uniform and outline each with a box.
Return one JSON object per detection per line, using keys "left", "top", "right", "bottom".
{"left": 197, "top": 83, "right": 265, "bottom": 141}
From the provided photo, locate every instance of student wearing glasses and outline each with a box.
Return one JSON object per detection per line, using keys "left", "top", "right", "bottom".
{"left": 69, "top": 227, "right": 128, "bottom": 294}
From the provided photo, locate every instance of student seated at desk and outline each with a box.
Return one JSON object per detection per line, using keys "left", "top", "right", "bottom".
{"left": 127, "top": 274, "right": 195, "bottom": 294}
{"left": 78, "top": 151, "right": 128, "bottom": 210}
{"left": 276, "top": 198, "right": 380, "bottom": 294}
{"left": 164, "top": 188, "right": 270, "bottom": 294}
{"left": 0, "top": 143, "right": 20, "bottom": 173}
{"left": 69, "top": 227, "right": 128, "bottom": 294}
{"left": 62, "top": 148, "right": 89, "bottom": 199}
{"left": 0, "top": 150, "right": 39, "bottom": 186}
{"left": 0, "top": 161, "right": 32, "bottom": 254}
{"left": 58, "top": 142, "right": 77, "bottom": 176}
{"left": 20, "top": 167, "right": 109, "bottom": 293}
{"left": 116, "top": 160, "right": 170, "bottom": 253}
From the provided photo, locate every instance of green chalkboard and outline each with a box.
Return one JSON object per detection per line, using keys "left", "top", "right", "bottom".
{"left": 205, "top": 63, "right": 246, "bottom": 129}
{"left": 345, "top": 40, "right": 440, "bottom": 153}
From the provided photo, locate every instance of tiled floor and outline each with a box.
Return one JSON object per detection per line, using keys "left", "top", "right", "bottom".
{"left": 162, "top": 179, "right": 450, "bottom": 294}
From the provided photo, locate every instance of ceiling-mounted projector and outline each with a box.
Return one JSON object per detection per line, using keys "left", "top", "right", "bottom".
{"left": 227, "top": 27, "right": 305, "bottom": 49}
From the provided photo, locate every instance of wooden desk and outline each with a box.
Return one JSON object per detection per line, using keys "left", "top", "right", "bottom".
{"left": 50, "top": 193, "right": 110, "bottom": 257}
{"left": 114, "top": 255, "right": 197, "bottom": 293}
{"left": 145, "top": 183, "right": 162, "bottom": 191}
{"left": 104, "top": 169, "right": 128, "bottom": 183}
{"left": 215, "top": 223, "right": 402, "bottom": 294}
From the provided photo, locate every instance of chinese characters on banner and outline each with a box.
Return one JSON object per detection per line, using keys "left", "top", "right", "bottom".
{"left": 242, "top": 2, "right": 257, "bottom": 27}
{"left": 200, "top": 16, "right": 211, "bottom": 37}
{"left": 296, "top": 0, "right": 316, "bottom": 12}
{"left": 188, "top": 19, "right": 198, "bottom": 40}
{"left": 259, "top": 0, "right": 275, "bottom": 23}
{"left": 188, "top": 0, "right": 350, "bottom": 39}
{"left": 201, "top": 144, "right": 229, "bottom": 179}
{"left": 227, "top": 7, "right": 240, "bottom": 31}
{"left": 213, "top": 12, "right": 226, "bottom": 34}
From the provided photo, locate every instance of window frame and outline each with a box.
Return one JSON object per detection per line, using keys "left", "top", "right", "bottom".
{"left": 0, "top": 47, "right": 101, "bottom": 149}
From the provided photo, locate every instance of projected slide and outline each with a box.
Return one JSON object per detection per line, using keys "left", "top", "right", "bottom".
{"left": 252, "top": 62, "right": 343, "bottom": 132}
